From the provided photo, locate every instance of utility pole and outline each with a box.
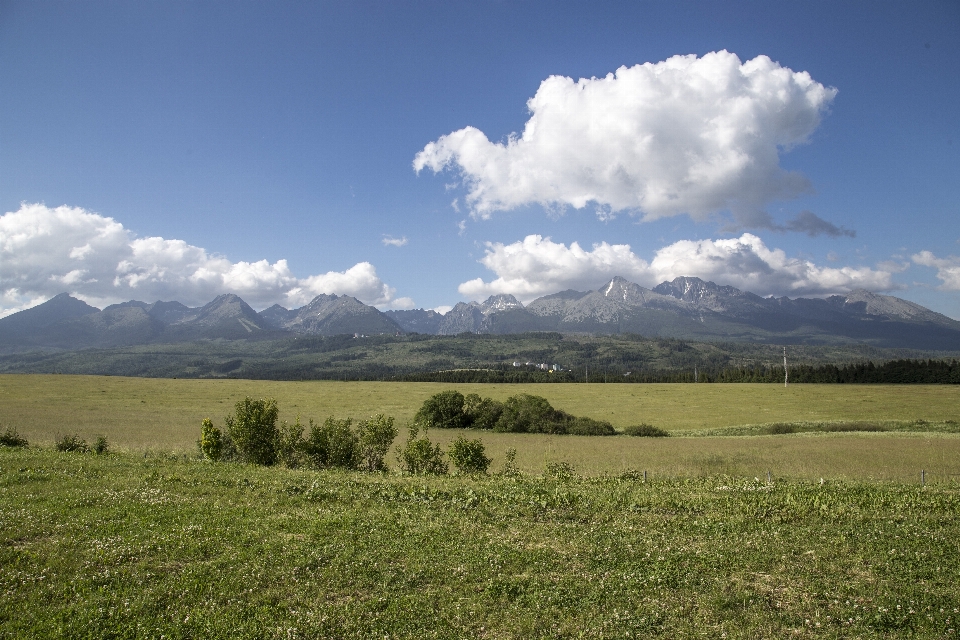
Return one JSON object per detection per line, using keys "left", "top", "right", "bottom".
{"left": 783, "top": 347, "right": 788, "bottom": 387}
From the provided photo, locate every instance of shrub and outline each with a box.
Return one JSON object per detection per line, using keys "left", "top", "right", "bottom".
{"left": 305, "top": 417, "right": 358, "bottom": 469}
{"left": 0, "top": 427, "right": 28, "bottom": 448}
{"left": 464, "top": 394, "right": 504, "bottom": 430}
{"left": 414, "top": 390, "right": 467, "bottom": 429}
{"left": 624, "top": 423, "right": 669, "bottom": 437}
{"left": 766, "top": 423, "right": 797, "bottom": 435}
{"left": 225, "top": 397, "right": 280, "bottom": 466}
{"left": 277, "top": 416, "right": 306, "bottom": 468}
{"left": 495, "top": 394, "right": 568, "bottom": 434}
{"left": 448, "top": 436, "right": 491, "bottom": 475}
{"left": 55, "top": 433, "right": 89, "bottom": 453}
{"left": 398, "top": 425, "right": 448, "bottom": 475}
{"left": 199, "top": 418, "right": 224, "bottom": 461}
{"left": 93, "top": 435, "right": 109, "bottom": 455}
{"left": 545, "top": 461, "right": 575, "bottom": 480}
{"left": 357, "top": 414, "right": 398, "bottom": 472}
{"left": 566, "top": 416, "right": 616, "bottom": 436}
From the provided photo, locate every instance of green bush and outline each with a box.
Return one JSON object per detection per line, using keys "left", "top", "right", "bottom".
{"left": 305, "top": 417, "right": 359, "bottom": 469}
{"left": 199, "top": 418, "right": 224, "bottom": 461}
{"left": 495, "top": 394, "right": 569, "bottom": 434}
{"left": 624, "top": 423, "right": 669, "bottom": 437}
{"left": 55, "top": 433, "right": 89, "bottom": 453}
{"left": 765, "top": 423, "right": 797, "bottom": 435}
{"left": 398, "top": 425, "right": 448, "bottom": 475}
{"left": 566, "top": 416, "right": 616, "bottom": 436}
{"left": 276, "top": 416, "right": 306, "bottom": 468}
{"left": 464, "top": 394, "right": 504, "bottom": 430}
{"left": 545, "top": 461, "right": 575, "bottom": 480}
{"left": 93, "top": 435, "right": 109, "bottom": 455}
{"left": 357, "top": 414, "right": 398, "bottom": 472}
{"left": 225, "top": 397, "right": 280, "bottom": 465}
{"left": 0, "top": 427, "right": 28, "bottom": 448}
{"left": 414, "top": 390, "right": 467, "bottom": 429}
{"left": 448, "top": 436, "right": 491, "bottom": 475}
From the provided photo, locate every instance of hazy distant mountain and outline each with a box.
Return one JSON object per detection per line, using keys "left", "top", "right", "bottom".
{"left": 259, "top": 294, "right": 402, "bottom": 336}
{"left": 0, "top": 293, "right": 98, "bottom": 345}
{"left": 384, "top": 309, "right": 444, "bottom": 334}
{"left": 3, "top": 277, "right": 960, "bottom": 353}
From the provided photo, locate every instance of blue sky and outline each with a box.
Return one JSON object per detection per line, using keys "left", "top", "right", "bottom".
{"left": 2, "top": 1, "right": 959, "bottom": 318}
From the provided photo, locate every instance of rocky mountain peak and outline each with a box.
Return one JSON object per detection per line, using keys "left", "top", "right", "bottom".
{"left": 479, "top": 294, "right": 523, "bottom": 315}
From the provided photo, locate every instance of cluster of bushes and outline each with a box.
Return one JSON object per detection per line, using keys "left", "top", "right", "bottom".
{"left": 54, "top": 433, "right": 109, "bottom": 454}
{"left": 414, "top": 391, "right": 617, "bottom": 436}
{"left": 200, "top": 397, "right": 492, "bottom": 475}
{"left": 0, "top": 427, "right": 28, "bottom": 448}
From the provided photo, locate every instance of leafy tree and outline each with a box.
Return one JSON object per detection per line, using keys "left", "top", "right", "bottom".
{"left": 357, "top": 414, "right": 398, "bottom": 472}
{"left": 448, "top": 436, "right": 491, "bottom": 475}
{"left": 414, "top": 390, "right": 467, "bottom": 429}
{"left": 398, "top": 424, "right": 448, "bottom": 475}
{"left": 225, "top": 397, "right": 280, "bottom": 465}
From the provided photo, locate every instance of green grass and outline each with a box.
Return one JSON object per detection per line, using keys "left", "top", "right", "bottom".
{"left": 3, "top": 374, "right": 960, "bottom": 480}
{"left": 2, "top": 447, "right": 959, "bottom": 638}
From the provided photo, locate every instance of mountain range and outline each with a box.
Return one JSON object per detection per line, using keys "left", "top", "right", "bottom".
{"left": 3, "top": 276, "right": 960, "bottom": 353}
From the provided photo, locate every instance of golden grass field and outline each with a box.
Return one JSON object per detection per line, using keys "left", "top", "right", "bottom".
{"left": 2, "top": 373, "right": 959, "bottom": 481}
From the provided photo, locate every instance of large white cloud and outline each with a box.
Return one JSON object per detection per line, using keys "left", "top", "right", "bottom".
{"left": 912, "top": 251, "right": 960, "bottom": 290}
{"left": 459, "top": 234, "right": 897, "bottom": 302}
{"left": 415, "top": 51, "right": 836, "bottom": 227}
{"left": 0, "top": 203, "right": 406, "bottom": 316}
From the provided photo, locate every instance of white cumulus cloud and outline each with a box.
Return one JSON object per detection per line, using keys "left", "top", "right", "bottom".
{"left": 459, "top": 234, "right": 896, "bottom": 302}
{"left": 0, "top": 203, "right": 408, "bottom": 316}
{"left": 912, "top": 251, "right": 960, "bottom": 290}
{"left": 415, "top": 50, "right": 836, "bottom": 227}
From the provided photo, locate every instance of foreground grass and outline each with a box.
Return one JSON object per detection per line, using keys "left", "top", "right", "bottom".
{"left": 2, "top": 447, "right": 959, "bottom": 639}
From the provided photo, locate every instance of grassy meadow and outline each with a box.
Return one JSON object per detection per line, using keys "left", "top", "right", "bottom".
{"left": 2, "top": 374, "right": 959, "bottom": 480}
{"left": 3, "top": 374, "right": 960, "bottom": 637}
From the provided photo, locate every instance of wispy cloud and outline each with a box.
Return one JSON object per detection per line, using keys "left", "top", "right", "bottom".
{"left": 0, "top": 203, "right": 410, "bottom": 316}
{"left": 381, "top": 235, "right": 409, "bottom": 247}
{"left": 459, "top": 234, "right": 897, "bottom": 303}
{"left": 416, "top": 51, "right": 836, "bottom": 228}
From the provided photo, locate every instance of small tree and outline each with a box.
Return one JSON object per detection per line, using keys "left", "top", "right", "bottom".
{"left": 199, "top": 418, "right": 223, "bottom": 461}
{"left": 414, "top": 390, "right": 467, "bottom": 429}
{"left": 398, "top": 424, "right": 448, "bottom": 475}
{"left": 357, "top": 414, "right": 398, "bottom": 472}
{"left": 225, "top": 397, "right": 280, "bottom": 465}
{"left": 448, "top": 436, "right": 491, "bottom": 475}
